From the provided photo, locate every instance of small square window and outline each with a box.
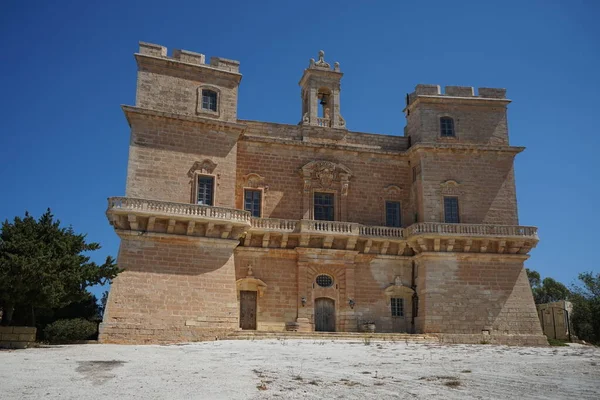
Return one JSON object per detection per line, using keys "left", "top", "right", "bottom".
{"left": 201, "top": 89, "right": 218, "bottom": 112}
{"left": 440, "top": 117, "right": 455, "bottom": 137}
{"left": 391, "top": 298, "right": 404, "bottom": 317}
{"left": 385, "top": 201, "right": 401, "bottom": 227}
{"left": 244, "top": 189, "right": 262, "bottom": 217}
{"left": 444, "top": 196, "right": 460, "bottom": 223}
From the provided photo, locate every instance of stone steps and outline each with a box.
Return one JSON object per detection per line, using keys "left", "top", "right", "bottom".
{"left": 225, "top": 331, "right": 437, "bottom": 342}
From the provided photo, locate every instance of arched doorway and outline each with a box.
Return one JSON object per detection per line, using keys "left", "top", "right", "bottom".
{"left": 314, "top": 298, "right": 335, "bottom": 332}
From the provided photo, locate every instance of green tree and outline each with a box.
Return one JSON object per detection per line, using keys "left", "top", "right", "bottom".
{"left": 570, "top": 272, "right": 600, "bottom": 344}
{"left": 0, "top": 209, "right": 120, "bottom": 326}
{"left": 526, "top": 268, "right": 570, "bottom": 304}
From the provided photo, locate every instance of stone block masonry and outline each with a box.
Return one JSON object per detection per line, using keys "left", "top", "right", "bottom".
{"left": 0, "top": 326, "right": 36, "bottom": 349}
{"left": 100, "top": 42, "right": 545, "bottom": 346}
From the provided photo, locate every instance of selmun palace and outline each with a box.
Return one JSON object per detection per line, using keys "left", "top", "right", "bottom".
{"left": 100, "top": 42, "right": 546, "bottom": 345}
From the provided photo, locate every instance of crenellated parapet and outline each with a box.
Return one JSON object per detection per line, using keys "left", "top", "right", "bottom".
{"left": 407, "top": 84, "right": 507, "bottom": 106}
{"left": 138, "top": 42, "right": 240, "bottom": 73}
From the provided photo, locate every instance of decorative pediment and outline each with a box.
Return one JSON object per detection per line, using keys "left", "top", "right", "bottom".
{"left": 300, "top": 161, "right": 352, "bottom": 192}
{"left": 243, "top": 173, "right": 267, "bottom": 190}
{"left": 384, "top": 276, "right": 415, "bottom": 299}
{"left": 236, "top": 266, "right": 267, "bottom": 297}
{"left": 440, "top": 180, "right": 461, "bottom": 195}
{"left": 187, "top": 159, "right": 217, "bottom": 177}
{"left": 383, "top": 184, "right": 402, "bottom": 198}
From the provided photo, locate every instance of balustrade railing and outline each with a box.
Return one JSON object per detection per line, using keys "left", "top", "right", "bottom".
{"left": 300, "top": 219, "right": 359, "bottom": 234}
{"left": 107, "top": 197, "right": 251, "bottom": 223}
{"left": 250, "top": 217, "right": 298, "bottom": 232}
{"left": 359, "top": 225, "right": 405, "bottom": 239}
{"left": 405, "top": 222, "right": 538, "bottom": 238}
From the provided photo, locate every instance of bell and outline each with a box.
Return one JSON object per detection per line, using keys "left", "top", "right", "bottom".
{"left": 320, "top": 95, "right": 327, "bottom": 106}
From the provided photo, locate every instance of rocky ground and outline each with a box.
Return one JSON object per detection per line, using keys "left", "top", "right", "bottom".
{"left": 1, "top": 339, "right": 599, "bottom": 399}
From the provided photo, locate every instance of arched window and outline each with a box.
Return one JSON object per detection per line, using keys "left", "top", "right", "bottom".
{"left": 201, "top": 89, "right": 218, "bottom": 112}
{"left": 440, "top": 117, "right": 455, "bottom": 137}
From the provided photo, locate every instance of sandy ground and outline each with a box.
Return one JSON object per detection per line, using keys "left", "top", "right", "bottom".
{"left": 1, "top": 340, "right": 599, "bottom": 400}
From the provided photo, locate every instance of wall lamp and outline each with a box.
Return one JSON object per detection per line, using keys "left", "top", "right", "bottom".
{"left": 301, "top": 296, "right": 307, "bottom": 307}
{"left": 348, "top": 299, "right": 355, "bottom": 309}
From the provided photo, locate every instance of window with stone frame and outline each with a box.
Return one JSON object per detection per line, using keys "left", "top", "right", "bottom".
{"left": 314, "top": 192, "right": 334, "bottom": 221}
{"left": 244, "top": 189, "right": 262, "bottom": 217}
{"left": 201, "top": 89, "right": 218, "bottom": 112}
{"left": 444, "top": 196, "right": 460, "bottom": 223}
{"left": 385, "top": 201, "right": 401, "bottom": 227}
{"left": 391, "top": 297, "right": 404, "bottom": 317}
{"left": 197, "top": 176, "right": 214, "bottom": 206}
{"left": 440, "top": 117, "right": 455, "bottom": 137}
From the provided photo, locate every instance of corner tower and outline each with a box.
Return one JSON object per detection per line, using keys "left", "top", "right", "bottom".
{"left": 299, "top": 51, "right": 346, "bottom": 129}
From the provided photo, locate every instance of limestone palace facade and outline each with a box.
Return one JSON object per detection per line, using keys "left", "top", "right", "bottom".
{"left": 100, "top": 42, "right": 546, "bottom": 345}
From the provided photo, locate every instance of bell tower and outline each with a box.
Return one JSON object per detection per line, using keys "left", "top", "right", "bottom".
{"left": 299, "top": 51, "right": 346, "bottom": 129}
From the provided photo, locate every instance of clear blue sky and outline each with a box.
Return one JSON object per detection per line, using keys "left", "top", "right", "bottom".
{"left": 1, "top": 0, "right": 598, "bottom": 300}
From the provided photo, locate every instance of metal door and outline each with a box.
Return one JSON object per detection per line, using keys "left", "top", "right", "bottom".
{"left": 314, "top": 298, "right": 335, "bottom": 332}
{"left": 240, "top": 290, "right": 257, "bottom": 330}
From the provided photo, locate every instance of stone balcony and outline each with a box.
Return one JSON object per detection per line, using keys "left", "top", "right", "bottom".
{"left": 245, "top": 218, "right": 407, "bottom": 255}
{"left": 405, "top": 222, "right": 539, "bottom": 255}
{"left": 106, "top": 197, "right": 538, "bottom": 255}
{"left": 106, "top": 197, "right": 251, "bottom": 240}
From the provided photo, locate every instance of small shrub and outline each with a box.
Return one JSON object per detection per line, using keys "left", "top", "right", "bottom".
{"left": 44, "top": 318, "right": 98, "bottom": 344}
{"left": 548, "top": 338, "right": 568, "bottom": 347}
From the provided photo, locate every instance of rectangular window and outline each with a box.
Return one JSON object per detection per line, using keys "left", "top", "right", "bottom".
{"left": 385, "top": 201, "right": 401, "bottom": 227}
{"left": 444, "top": 196, "right": 460, "bottom": 223}
{"left": 202, "top": 89, "right": 218, "bottom": 112}
{"left": 391, "top": 298, "right": 404, "bottom": 317}
{"left": 197, "top": 176, "right": 214, "bottom": 206}
{"left": 244, "top": 189, "right": 262, "bottom": 217}
{"left": 440, "top": 117, "right": 455, "bottom": 137}
{"left": 314, "top": 192, "right": 334, "bottom": 221}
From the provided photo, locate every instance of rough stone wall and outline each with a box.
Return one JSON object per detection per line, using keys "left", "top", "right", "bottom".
{"left": 234, "top": 249, "right": 298, "bottom": 331}
{"left": 135, "top": 51, "right": 240, "bottom": 123}
{"left": 125, "top": 113, "right": 238, "bottom": 207}
{"left": 415, "top": 254, "right": 543, "bottom": 337}
{"left": 354, "top": 257, "right": 413, "bottom": 332}
{"left": 100, "top": 235, "right": 239, "bottom": 343}
{"left": 236, "top": 140, "right": 412, "bottom": 226}
{"left": 407, "top": 101, "right": 509, "bottom": 145}
{"left": 417, "top": 150, "right": 519, "bottom": 224}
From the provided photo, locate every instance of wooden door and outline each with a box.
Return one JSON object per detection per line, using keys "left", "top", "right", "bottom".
{"left": 240, "top": 290, "right": 257, "bottom": 330}
{"left": 314, "top": 298, "right": 335, "bottom": 332}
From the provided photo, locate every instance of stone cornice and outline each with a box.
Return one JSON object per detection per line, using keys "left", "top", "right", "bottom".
{"left": 115, "top": 229, "right": 241, "bottom": 248}
{"left": 404, "top": 95, "right": 511, "bottom": 112}
{"left": 135, "top": 53, "right": 243, "bottom": 83}
{"left": 241, "top": 134, "right": 408, "bottom": 157}
{"left": 413, "top": 252, "right": 530, "bottom": 262}
{"left": 122, "top": 105, "right": 247, "bottom": 135}
{"left": 407, "top": 142, "right": 525, "bottom": 155}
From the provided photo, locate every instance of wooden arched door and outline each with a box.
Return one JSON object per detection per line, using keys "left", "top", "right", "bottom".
{"left": 314, "top": 298, "right": 335, "bottom": 332}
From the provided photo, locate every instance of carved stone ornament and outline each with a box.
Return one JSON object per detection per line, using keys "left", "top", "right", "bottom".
{"left": 312, "top": 50, "right": 331, "bottom": 69}
{"left": 384, "top": 184, "right": 402, "bottom": 198}
{"left": 300, "top": 160, "right": 353, "bottom": 192}
{"left": 187, "top": 159, "right": 217, "bottom": 177}
{"left": 440, "top": 180, "right": 461, "bottom": 196}
{"left": 244, "top": 173, "right": 266, "bottom": 190}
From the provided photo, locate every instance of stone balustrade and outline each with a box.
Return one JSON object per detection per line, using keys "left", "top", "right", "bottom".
{"left": 405, "top": 222, "right": 538, "bottom": 239}
{"left": 251, "top": 217, "right": 298, "bottom": 232}
{"left": 299, "top": 219, "right": 360, "bottom": 235}
{"left": 359, "top": 225, "right": 405, "bottom": 239}
{"left": 107, "top": 197, "right": 251, "bottom": 224}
